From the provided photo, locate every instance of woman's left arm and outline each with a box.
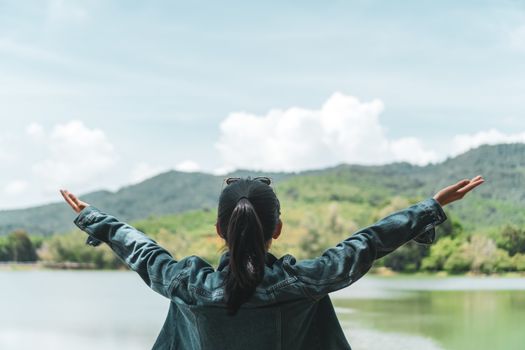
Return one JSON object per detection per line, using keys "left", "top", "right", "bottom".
{"left": 60, "top": 190, "right": 203, "bottom": 301}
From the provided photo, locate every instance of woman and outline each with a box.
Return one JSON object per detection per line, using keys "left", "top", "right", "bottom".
{"left": 60, "top": 175, "right": 484, "bottom": 350}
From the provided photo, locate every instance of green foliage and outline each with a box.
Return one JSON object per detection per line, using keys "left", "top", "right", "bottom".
{"left": 134, "top": 209, "right": 217, "bottom": 239}
{"left": 299, "top": 226, "right": 328, "bottom": 259}
{"left": 443, "top": 249, "right": 473, "bottom": 274}
{"left": 381, "top": 242, "right": 429, "bottom": 272}
{"left": 377, "top": 201, "right": 463, "bottom": 273}
{"left": 435, "top": 213, "right": 464, "bottom": 239}
{"left": 442, "top": 235, "right": 514, "bottom": 274}
{"left": 297, "top": 203, "right": 354, "bottom": 259}
{"left": 29, "top": 235, "right": 45, "bottom": 249}
{"left": 511, "top": 254, "right": 525, "bottom": 271}
{"left": 496, "top": 225, "right": 525, "bottom": 256}
{"left": 0, "top": 237, "right": 11, "bottom": 260}
{"left": 0, "top": 230, "right": 37, "bottom": 262}
{"left": 421, "top": 237, "right": 462, "bottom": 271}
{"left": 26, "top": 185, "right": 525, "bottom": 273}
{"left": 40, "top": 232, "right": 123, "bottom": 269}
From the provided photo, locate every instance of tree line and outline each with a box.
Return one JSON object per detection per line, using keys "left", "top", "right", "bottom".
{"left": 2, "top": 209, "right": 525, "bottom": 274}
{"left": 380, "top": 221, "right": 525, "bottom": 274}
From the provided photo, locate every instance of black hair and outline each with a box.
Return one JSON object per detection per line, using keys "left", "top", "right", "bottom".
{"left": 217, "top": 177, "right": 281, "bottom": 315}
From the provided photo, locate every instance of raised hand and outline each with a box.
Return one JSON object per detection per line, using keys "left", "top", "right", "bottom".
{"left": 433, "top": 175, "right": 485, "bottom": 207}
{"left": 59, "top": 189, "right": 90, "bottom": 213}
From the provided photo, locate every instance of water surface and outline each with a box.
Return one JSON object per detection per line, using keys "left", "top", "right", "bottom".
{"left": 1, "top": 271, "right": 524, "bottom": 350}
{"left": 332, "top": 276, "right": 525, "bottom": 350}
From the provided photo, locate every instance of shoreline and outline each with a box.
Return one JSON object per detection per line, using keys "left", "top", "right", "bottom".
{"left": 0, "top": 262, "right": 119, "bottom": 271}
{"left": 369, "top": 266, "right": 525, "bottom": 278}
{"left": 1, "top": 262, "right": 525, "bottom": 277}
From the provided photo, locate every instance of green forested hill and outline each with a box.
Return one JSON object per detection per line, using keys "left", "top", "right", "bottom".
{"left": 1, "top": 143, "right": 525, "bottom": 236}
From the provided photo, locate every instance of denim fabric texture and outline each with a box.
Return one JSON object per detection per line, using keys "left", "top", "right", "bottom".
{"left": 74, "top": 198, "right": 447, "bottom": 350}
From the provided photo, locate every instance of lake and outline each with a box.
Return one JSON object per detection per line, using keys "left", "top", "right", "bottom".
{"left": 1, "top": 271, "right": 524, "bottom": 350}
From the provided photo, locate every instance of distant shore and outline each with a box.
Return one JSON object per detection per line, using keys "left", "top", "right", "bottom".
{"left": 370, "top": 266, "right": 525, "bottom": 278}
{"left": 0, "top": 261, "right": 100, "bottom": 270}
{"left": 1, "top": 262, "right": 525, "bottom": 277}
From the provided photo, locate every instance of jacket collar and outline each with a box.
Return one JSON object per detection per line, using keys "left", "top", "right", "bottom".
{"left": 217, "top": 251, "right": 278, "bottom": 271}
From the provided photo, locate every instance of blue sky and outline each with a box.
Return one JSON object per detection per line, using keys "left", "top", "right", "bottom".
{"left": 1, "top": 0, "right": 525, "bottom": 209}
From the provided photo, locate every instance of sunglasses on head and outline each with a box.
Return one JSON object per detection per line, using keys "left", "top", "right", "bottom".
{"left": 224, "top": 176, "right": 272, "bottom": 186}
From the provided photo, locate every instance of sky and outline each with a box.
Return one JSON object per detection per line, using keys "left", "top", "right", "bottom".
{"left": 1, "top": 0, "right": 525, "bottom": 209}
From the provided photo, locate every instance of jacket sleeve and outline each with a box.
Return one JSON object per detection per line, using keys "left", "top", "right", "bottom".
{"left": 285, "top": 197, "right": 447, "bottom": 299}
{"left": 73, "top": 206, "right": 200, "bottom": 302}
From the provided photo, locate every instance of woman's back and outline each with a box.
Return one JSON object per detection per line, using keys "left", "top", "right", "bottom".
{"left": 151, "top": 252, "right": 352, "bottom": 350}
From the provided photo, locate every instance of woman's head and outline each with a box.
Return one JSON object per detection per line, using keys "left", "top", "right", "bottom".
{"left": 216, "top": 176, "right": 282, "bottom": 315}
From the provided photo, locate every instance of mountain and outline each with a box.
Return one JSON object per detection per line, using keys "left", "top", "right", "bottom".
{"left": 1, "top": 143, "right": 524, "bottom": 236}
{"left": 0, "top": 170, "right": 295, "bottom": 236}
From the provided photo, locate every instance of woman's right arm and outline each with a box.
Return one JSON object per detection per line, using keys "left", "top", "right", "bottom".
{"left": 285, "top": 176, "right": 484, "bottom": 299}
{"left": 60, "top": 189, "right": 208, "bottom": 302}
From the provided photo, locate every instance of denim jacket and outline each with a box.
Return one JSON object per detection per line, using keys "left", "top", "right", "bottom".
{"left": 73, "top": 198, "right": 446, "bottom": 350}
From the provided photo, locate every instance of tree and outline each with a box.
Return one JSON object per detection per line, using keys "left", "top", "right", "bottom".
{"left": 434, "top": 213, "right": 464, "bottom": 239}
{"left": 496, "top": 225, "right": 525, "bottom": 256}
{"left": 381, "top": 241, "right": 430, "bottom": 272}
{"left": 6, "top": 230, "right": 37, "bottom": 262}
{"left": 512, "top": 254, "right": 525, "bottom": 271}
{"left": 0, "top": 237, "right": 11, "bottom": 261}
{"left": 42, "top": 232, "right": 122, "bottom": 269}
{"left": 444, "top": 234, "right": 513, "bottom": 274}
{"left": 300, "top": 226, "right": 328, "bottom": 259}
{"left": 421, "top": 237, "right": 462, "bottom": 271}
{"left": 443, "top": 248, "right": 472, "bottom": 273}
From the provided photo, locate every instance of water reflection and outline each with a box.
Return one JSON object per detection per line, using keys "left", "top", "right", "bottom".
{"left": 1, "top": 272, "right": 524, "bottom": 350}
{"left": 332, "top": 276, "right": 525, "bottom": 350}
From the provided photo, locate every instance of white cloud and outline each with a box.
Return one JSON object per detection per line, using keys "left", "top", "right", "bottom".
{"left": 32, "top": 120, "right": 117, "bottom": 193}
{"left": 212, "top": 165, "right": 235, "bottom": 176}
{"left": 215, "top": 92, "right": 438, "bottom": 171}
{"left": 2, "top": 96, "right": 525, "bottom": 210}
{"left": 129, "top": 160, "right": 204, "bottom": 184}
{"left": 175, "top": 160, "right": 201, "bottom": 173}
{"left": 390, "top": 137, "right": 439, "bottom": 165}
{"left": 26, "top": 122, "right": 45, "bottom": 138}
{"left": 452, "top": 129, "right": 525, "bottom": 155}
{"left": 4, "top": 180, "right": 29, "bottom": 195}
{"left": 129, "top": 162, "right": 167, "bottom": 184}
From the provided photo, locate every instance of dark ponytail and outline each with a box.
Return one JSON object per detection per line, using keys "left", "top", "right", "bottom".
{"left": 217, "top": 178, "right": 280, "bottom": 315}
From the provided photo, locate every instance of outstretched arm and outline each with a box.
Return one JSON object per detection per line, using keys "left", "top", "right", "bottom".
{"left": 286, "top": 176, "right": 484, "bottom": 299}
{"left": 433, "top": 175, "right": 484, "bottom": 206}
{"left": 59, "top": 189, "right": 206, "bottom": 302}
